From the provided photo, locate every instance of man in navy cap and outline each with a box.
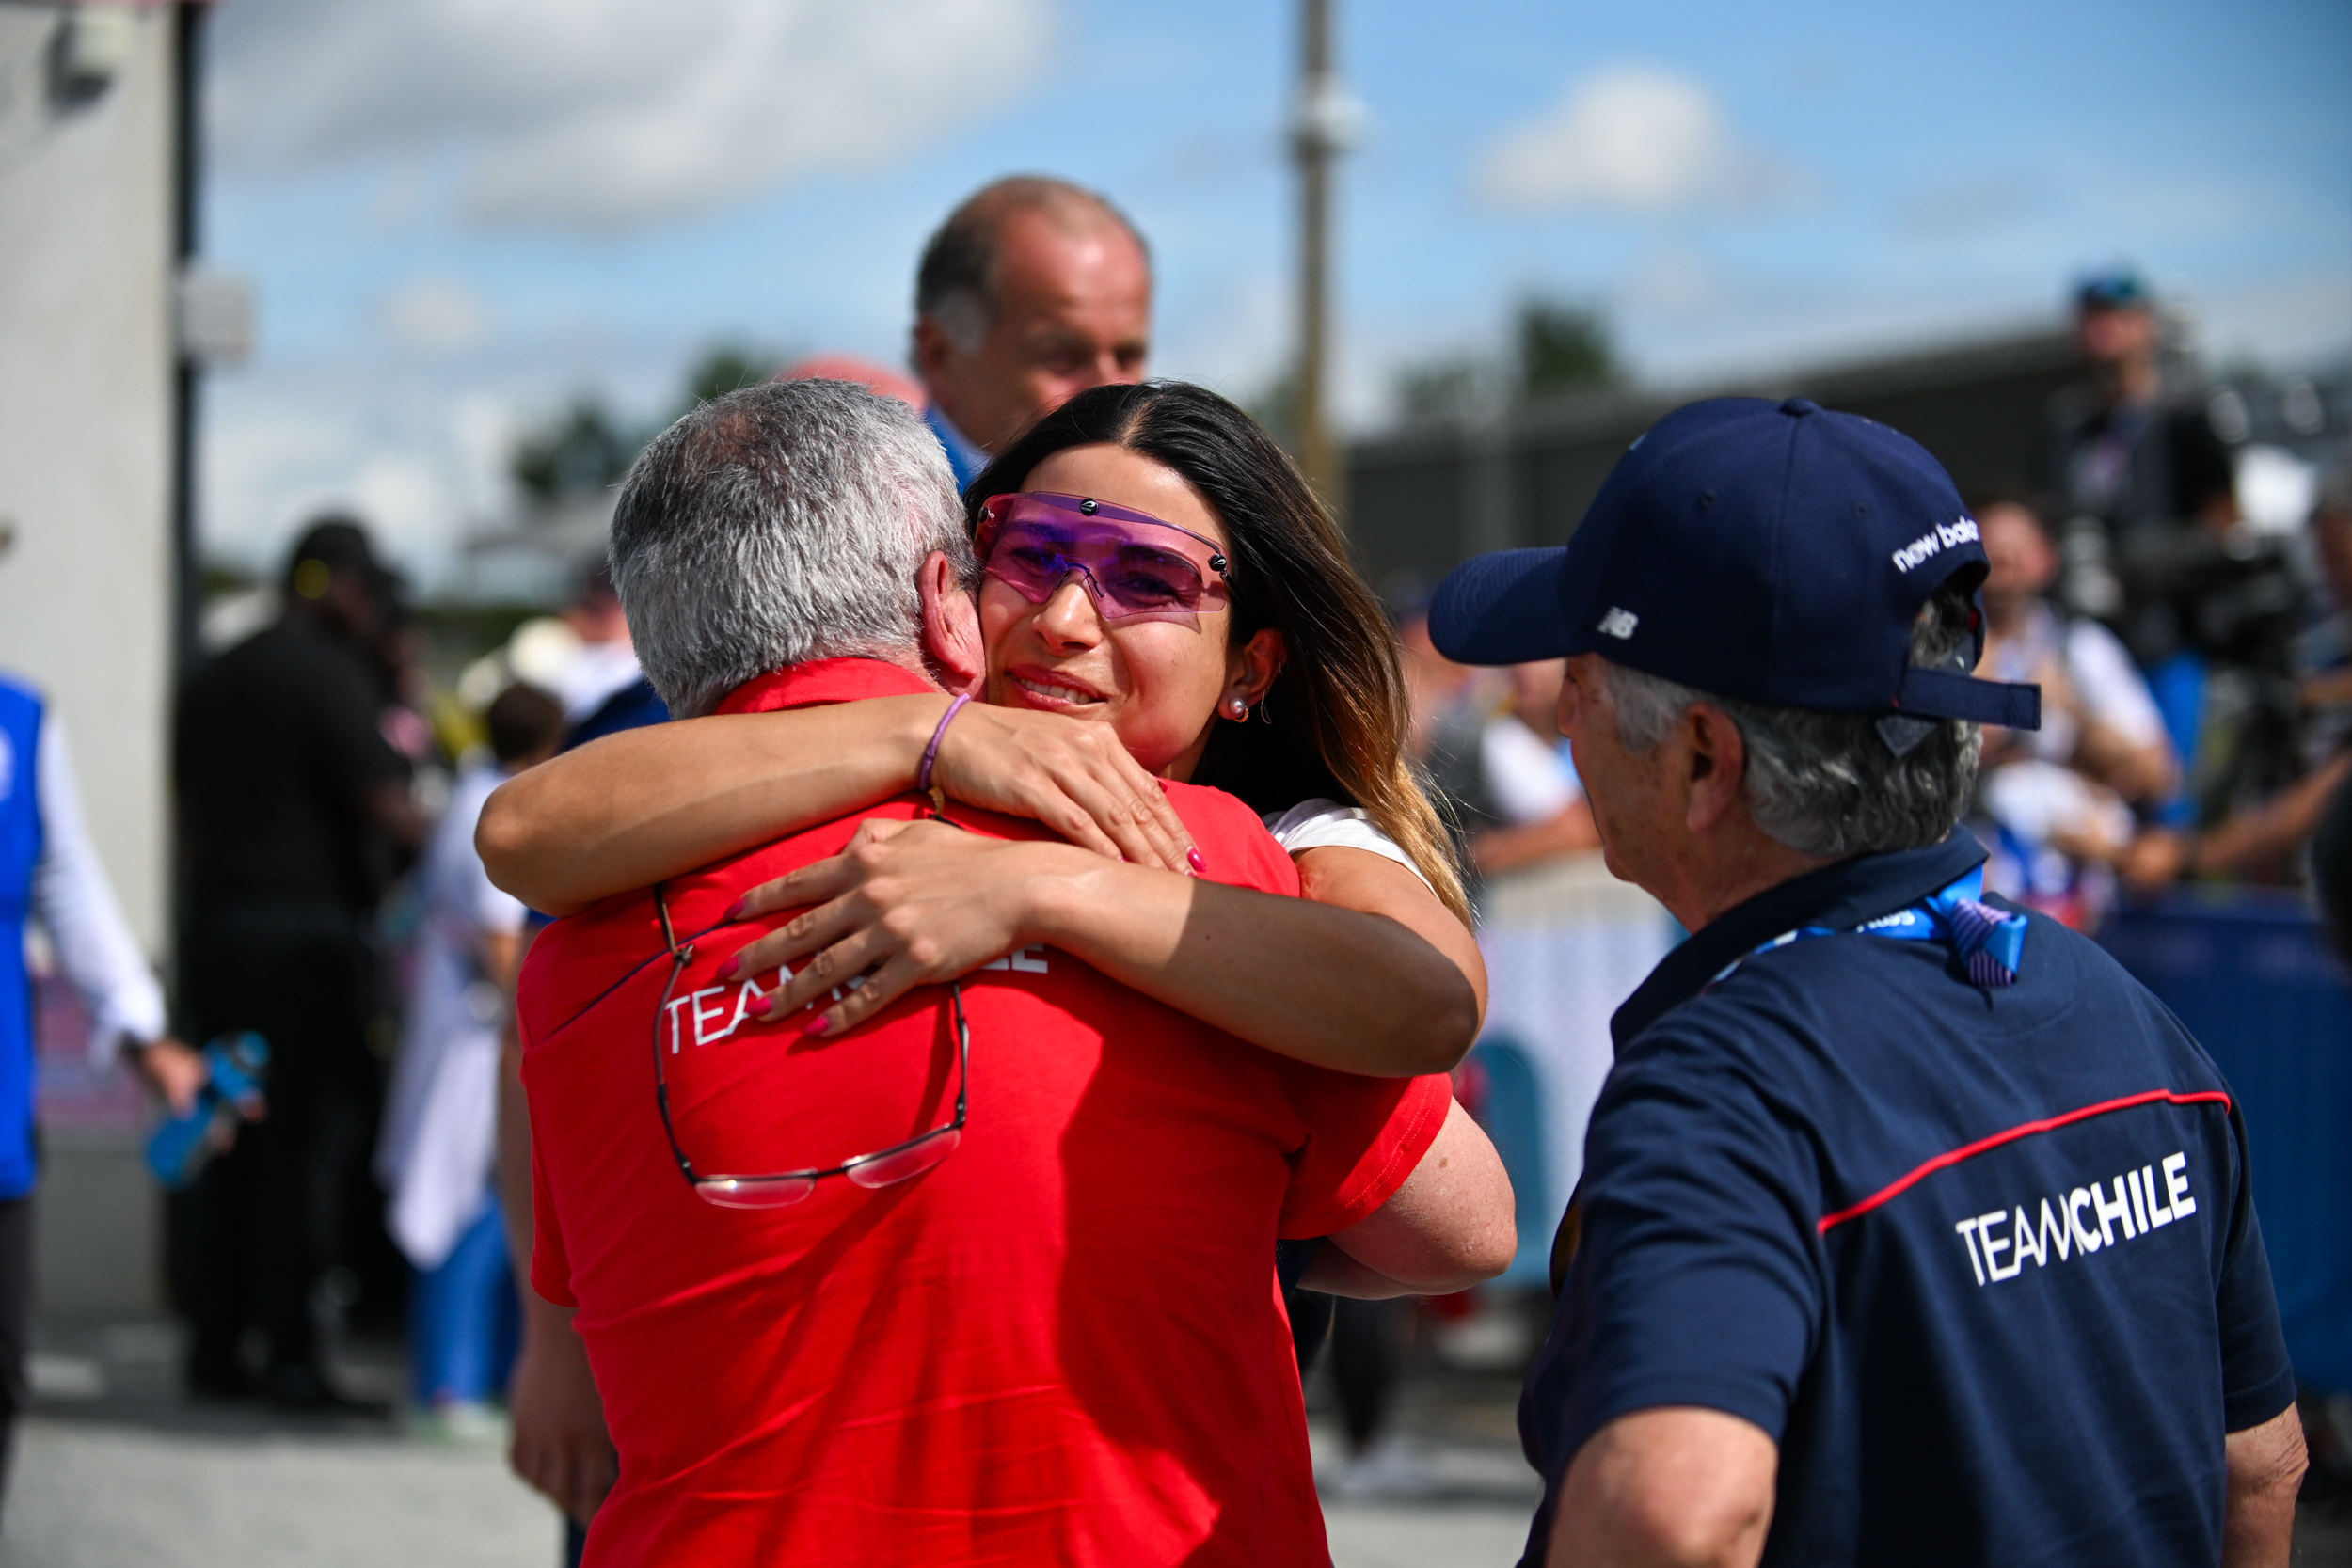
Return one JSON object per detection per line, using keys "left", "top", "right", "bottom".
{"left": 1432, "top": 397, "right": 2303, "bottom": 1567}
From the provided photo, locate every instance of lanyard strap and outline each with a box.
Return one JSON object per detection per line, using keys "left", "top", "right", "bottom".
{"left": 1709, "top": 867, "right": 2028, "bottom": 992}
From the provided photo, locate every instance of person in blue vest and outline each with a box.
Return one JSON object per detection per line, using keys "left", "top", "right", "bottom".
{"left": 0, "top": 673, "right": 206, "bottom": 1500}
{"left": 1430, "top": 397, "right": 2304, "bottom": 1568}
{"left": 909, "top": 176, "right": 1152, "bottom": 489}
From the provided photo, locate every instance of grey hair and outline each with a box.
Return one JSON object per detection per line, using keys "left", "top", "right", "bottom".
{"left": 608, "top": 379, "right": 972, "bottom": 718}
{"left": 1600, "top": 582, "right": 1985, "bottom": 857}
{"left": 914, "top": 176, "right": 1149, "bottom": 353}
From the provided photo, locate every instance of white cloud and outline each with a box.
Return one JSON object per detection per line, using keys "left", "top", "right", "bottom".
{"left": 210, "top": 0, "right": 1055, "bottom": 229}
{"left": 1475, "top": 64, "right": 1805, "bottom": 213}
{"left": 379, "top": 277, "right": 491, "bottom": 353}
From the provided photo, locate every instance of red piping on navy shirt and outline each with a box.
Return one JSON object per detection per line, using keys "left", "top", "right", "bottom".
{"left": 1817, "top": 1088, "right": 2234, "bottom": 1235}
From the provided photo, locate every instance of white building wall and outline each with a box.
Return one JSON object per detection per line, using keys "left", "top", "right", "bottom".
{"left": 0, "top": 5, "right": 177, "bottom": 955}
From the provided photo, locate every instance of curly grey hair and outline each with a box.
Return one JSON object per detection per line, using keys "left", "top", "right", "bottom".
{"left": 608, "top": 379, "right": 972, "bottom": 719}
{"left": 1599, "top": 581, "right": 1985, "bottom": 857}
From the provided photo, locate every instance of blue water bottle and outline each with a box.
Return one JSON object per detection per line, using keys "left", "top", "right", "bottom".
{"left": 145, "top": 1032, "right": 269, "bottom": 1190}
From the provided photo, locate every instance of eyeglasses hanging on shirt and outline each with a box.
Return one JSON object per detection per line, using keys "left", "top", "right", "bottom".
{"left": 647, "top": 880, "right": 969, "bottom": 1210}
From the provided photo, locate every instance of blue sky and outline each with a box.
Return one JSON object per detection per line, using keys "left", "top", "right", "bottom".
{"left": 200, "top": 0, "right": 2352, "bottom": 584}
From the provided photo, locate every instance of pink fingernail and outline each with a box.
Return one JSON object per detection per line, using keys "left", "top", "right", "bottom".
{"left": 803, "top": 1018, "right": 831, "bottom": 1037}
{"left": 723, "top": 897, "right": 746, "bottom": 920}
{"left": 715, "top": 956, "right": 739, "bottom": 981}
{"left": 1185, "top": 847, "right": 1206, "bottom": 874}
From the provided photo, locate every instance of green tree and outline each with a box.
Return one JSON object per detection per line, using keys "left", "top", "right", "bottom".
{"left": 508, "top": 341, "right": 787, "bottom": 510}
{"left": 509, "top": 397, "right": 640, "bottom": 507}
{"left": 1518, "top": 301, "right": 1619, "bottom": 401}
{"left": 677, "top": 342, "right": 782, "bottom": 411}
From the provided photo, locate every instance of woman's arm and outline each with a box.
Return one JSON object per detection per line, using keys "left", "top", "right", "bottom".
{"left": 726, "top": 817, "right": 1487, "bottom": 1078}
{"left": 476, "top": 695, "right": 1196, "bottom": 914}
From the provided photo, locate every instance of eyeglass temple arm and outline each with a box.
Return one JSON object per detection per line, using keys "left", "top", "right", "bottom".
{"left": 650, "top": 881, "right": 703, "bottom": 1184}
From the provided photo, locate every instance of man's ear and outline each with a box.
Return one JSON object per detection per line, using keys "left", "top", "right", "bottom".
{"left": 911, "top": 319, "right": 957, "bottom": 402}
{"left": 919, "top": 551, "right": 985, "bottom": 694}
{"left": 1681, "top": 703, "right": 1749, "bottom": 834}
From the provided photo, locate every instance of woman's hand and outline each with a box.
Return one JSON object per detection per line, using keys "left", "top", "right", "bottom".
{"left": 724, "top": 818, "right": 1088, "bottom": 1037}
{"left": 929, "top": 705, "right": 1197, "bottom": 873}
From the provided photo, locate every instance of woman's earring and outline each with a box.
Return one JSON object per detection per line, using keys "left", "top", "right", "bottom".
{"left": 1254, "top": 693, "right": 1272, "bottom": 724}
{"left": 1226, "top": 697, "right": 1248, "bottom": 719}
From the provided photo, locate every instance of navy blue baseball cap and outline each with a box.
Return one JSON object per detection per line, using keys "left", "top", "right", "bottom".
{"left": 2074, "top": 266, "right": 2150, "bottom": 312}
{"left": 1429, "top": 397, "right": 2040, "bottom": 729}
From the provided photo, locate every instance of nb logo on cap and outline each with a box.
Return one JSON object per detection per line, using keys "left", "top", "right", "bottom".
{"left": 1597, "top": 608, "right": 1639, "bottom": 640}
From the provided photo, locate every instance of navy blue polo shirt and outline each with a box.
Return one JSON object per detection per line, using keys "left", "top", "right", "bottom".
{"left": 1518, "top": 834, "right": 2295, "bottom": 1567}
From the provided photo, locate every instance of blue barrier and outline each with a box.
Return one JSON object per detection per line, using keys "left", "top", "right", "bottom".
{"left": 1468, "top": 1037, "right": 1553, "bottom": 1289}
{"left": 2100, "top": 891, "right": 2352, "bottom": 1390}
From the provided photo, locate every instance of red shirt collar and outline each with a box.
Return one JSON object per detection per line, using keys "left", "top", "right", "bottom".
{"left": 713, "top": 657, "right": 938, "bottom": 716}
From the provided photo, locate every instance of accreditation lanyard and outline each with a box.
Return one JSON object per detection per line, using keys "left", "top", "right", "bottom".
{"left": 1708, "top": 867, "right": 2028, "bottom": 992}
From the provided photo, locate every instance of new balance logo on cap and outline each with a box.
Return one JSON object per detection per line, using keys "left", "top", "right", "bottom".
{"left": 1597, "top": 608, "right": 1639, "bottom": 640}
{"left": 1891, "top": 516, "right": 1980, "bottom": 575}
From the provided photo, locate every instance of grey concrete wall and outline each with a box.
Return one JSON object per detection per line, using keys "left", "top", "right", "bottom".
{"left": 0, "top": 5, "right": 177, "bottom": 954}
{"left": 0, "top": 6, "right": 180, "bottom": 1321}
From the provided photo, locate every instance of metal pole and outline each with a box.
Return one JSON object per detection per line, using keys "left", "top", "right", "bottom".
{"left": 1292, "top": 0, "right": 1340, "bottom": 514}
{"left": 169, "top": 0, "right": 203, "bottom": 680}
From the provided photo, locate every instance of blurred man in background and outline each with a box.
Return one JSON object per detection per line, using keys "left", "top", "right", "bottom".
{"left": 378, "top": 682, "right": 564, "bottom": 1439}
{"left": 2043, "top": 266, "right": 2239, "bottom": 658}
{"left": 1972, "top": 495, "right": 2175, "bottom": 926}
{"left": 545, "top": 562, "right": 663, "bottom": 749}
{"left": 910, "top": 175, "right": 1152, "bottom": 484}
{"left": 174, "top": 516, "right": 423, "bottom": 1411}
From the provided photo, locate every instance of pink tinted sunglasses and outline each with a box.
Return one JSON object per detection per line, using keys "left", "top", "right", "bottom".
{"left": 975, "top": 492, "right": 1232, "bottom": 622}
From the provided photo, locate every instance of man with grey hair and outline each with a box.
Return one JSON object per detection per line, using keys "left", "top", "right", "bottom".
{"left": 511, "top": 379, "right": 1508, "bottom": 1561}
{"left": 1434, "top": 397, "right": 2302, "bottom": 1568}
{"left": 911, "top": 175, "right": 1151, "bottom": 484}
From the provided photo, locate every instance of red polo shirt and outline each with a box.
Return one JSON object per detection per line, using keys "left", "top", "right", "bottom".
{"left": 520, "top": 658, "right": 1452, "bottom": 1566}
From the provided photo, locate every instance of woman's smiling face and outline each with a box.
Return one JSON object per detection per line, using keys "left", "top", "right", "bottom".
{"left": 979, "top": 443, "right": 1267, "bottom": 779}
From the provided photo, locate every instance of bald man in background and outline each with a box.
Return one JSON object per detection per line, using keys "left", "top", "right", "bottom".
{"left": 500, "top": 172, "right": 1156, "bottom": 1555}
{"left": 909, "top": 175, "right": 1152, "bottom": 485}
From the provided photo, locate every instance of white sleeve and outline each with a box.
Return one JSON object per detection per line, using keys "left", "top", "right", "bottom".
{"left": 1260, "top": 798, "right": 1433, "bottom": 890}
{"left": 1478, "top": 717, "right": 1580, "bottom": 825}
{"left": 2063, "top": 620, "right": 2169, "bottom": 750}
{"left": 30, "top": 720, "right": 166, "bottom": 1063}
{"left": 448, "top": 773, "right": 527, "bottom": 938}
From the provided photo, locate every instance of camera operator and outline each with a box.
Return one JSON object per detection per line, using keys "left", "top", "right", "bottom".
{"left": 2042, "top": 267, "right": 2241, "bottom": 663}
{"left": 2122, "top": 464, "right": 2352, "bottom": 889}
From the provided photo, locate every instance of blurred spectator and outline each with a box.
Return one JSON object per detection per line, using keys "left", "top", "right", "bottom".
{"left": 2122, "top": 463, "right": 2352, "bottom": 889}
{"left": 173, "top": 515, "right": 423, "bottom": 1411}
{"left": 548, "top": 562, "right": 663, "bottom": 746}
{"left": 2042, "top": 266, "right": 2240, "bottom": 661}
{"left": 0, "top": 666, "right": 205, "bottom": 1507}
{"left": 2295, "top": 461, "right": 2352, "bottom": 735}
{"left": 376, "top": 683, "right": 562, "bottom": 1438}
{"left": 1416, "top": 628, "right": 1599, "bottom": 893}
{"left": 911, "top": 176, "right": 1152, "bottom": 484}
{"left": 1970, "top": 496, "right": 2175, "bottom": 925}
